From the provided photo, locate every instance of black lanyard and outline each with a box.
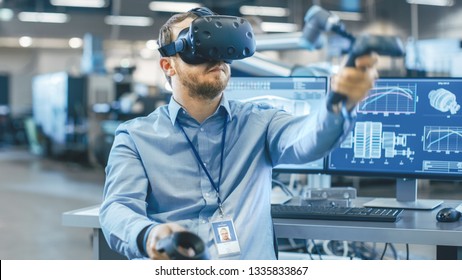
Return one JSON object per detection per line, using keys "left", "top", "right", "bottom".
{"left": 177, "top": 116, "right": 228, "bottom": 216}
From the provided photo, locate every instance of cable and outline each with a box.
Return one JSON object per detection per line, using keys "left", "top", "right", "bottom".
{"left": 305, "top": 239, "right": 323, "bottom": 260}
{"left": 305, "top": 240, "right": 315, "bottom": 260}
{"left": 311, "top": 239, "right": 323, "bottom": 260}
{"left": 379, "top": 243, "right": 399, "bottom": 260}
{"left": 272, "top": 179, "right": 294, "bottom": 197}
{"left": 322, "top": 240, "right": 349, "bottom": 258}
{"left": 389, "top": 243, "right": 398, "bottom": 259}
{"left": 380, "top": 243, "right": 389, "bottom": 260}
{"left": 406, "top": 244, "right": 410, "bottom": 260}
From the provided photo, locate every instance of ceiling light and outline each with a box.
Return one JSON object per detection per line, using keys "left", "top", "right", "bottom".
{"left": 0, "top": 8, "right": 14, "bottom": 21}
{"left": 69, "top": 37, "right": 83, "bottom": 48}
{"left": 18, "top": 12, "right": 69, "bottom": 23}
{"left": 240, "top": 6, "right": 290, "bottom": 17}
{"left": 139, "top": 48, "right": 154, "bottom": 59}
{"left": 145, "top": 40, "right": 158, "bottom": 50}
{"left": 261, "top": 22, "right": 298, "bottom": 33}
{"left": 51, "top": 0, "right": 107, "bottom": 8}
{"left": 104, "top": 15, "right": 153, "bottom": 26}
{"left": 406, "top": 0, "right": 454, "bottom": 6}
{"left": 149, "top": 1, "right": 202, "bottom": 13}
{"left": 19, "top": 36, "right": 33, "bottom": 47}
{"left": 331, "top": 11, "right": 363, "bottom": 21}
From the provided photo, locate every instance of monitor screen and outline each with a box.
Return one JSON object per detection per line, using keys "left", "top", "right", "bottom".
{"left": 224, "top": 76, "right": 328, "bottom": 173}
{"left": 327, "top": 77, "right": 462, "bottom": 209}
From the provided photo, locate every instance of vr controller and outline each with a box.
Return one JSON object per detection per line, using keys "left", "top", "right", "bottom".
{"left": 327, "top": 35, "right": 405, "bottom": 109}
{"left": 301, "top": 5, "right": 406, "bottom": 111}
{"left": 158, "top": 7, "right": 256, "bottom": 65}
{"left": 156, "top": 231, "right": 209, "bottom": 260}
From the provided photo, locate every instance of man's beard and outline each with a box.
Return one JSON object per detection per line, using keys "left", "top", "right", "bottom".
{"left": 177, "top": 63, "right": 229, "bottom": 100}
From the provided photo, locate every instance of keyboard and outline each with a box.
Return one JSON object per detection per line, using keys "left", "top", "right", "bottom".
{"left": 271, "top": 204, "right": 403, "bottom": 222}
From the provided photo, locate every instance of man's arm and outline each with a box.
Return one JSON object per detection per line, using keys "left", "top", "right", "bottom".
{"left": 99, "top": 125, "right": 157, "bottom": 259}
{"left": 266, "top": 54, "right": 378, "bottom": 166}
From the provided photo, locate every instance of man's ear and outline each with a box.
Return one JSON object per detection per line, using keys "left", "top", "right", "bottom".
{"left": 160, "top": 57, "right": 176, "bottom": 76}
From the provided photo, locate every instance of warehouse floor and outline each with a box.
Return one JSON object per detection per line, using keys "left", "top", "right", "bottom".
{"left": 1, "top": 146, "right": 461, "bottom": 260}
{"left": 0, "top": 147, "right": 103, "bottom": 259}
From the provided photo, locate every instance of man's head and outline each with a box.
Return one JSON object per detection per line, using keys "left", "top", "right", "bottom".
{"left": 219, "top": 227, "right": 230, "bottom": 241}
{"left": 157, "top": 10, "right": 197, "bottom": 86}
{"left": 158, "top": 7, "right": 255, "bottom": 66}
{"left": 158, "top": 8, "right": 231, "bottom": 100}
{"left": 157, "top": 8, "right": 256, "bottom": 101}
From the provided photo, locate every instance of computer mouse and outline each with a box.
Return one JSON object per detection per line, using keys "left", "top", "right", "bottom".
{"left": 436, "top": 207, "right": 462, "bottom": 222}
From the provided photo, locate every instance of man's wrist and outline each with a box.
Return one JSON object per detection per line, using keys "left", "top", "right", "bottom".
{"left": 137, "top": 224, "right": 156, "bottom": 257}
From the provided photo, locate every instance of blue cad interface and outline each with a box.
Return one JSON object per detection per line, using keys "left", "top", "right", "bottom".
{"left": 328, "top": 78, "right": 462, "bottom": 178}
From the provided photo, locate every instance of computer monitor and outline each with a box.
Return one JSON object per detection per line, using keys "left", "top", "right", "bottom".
{"left": 224, "top": 76, "right": 328, "bottom": 173}
{"left": 327, "top": 77, "right": 462, "bottom": 209}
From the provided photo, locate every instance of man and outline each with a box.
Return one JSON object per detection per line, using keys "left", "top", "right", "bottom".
{"left": 99, "top": 7, "right": 378, "bottom": 260}
{"left": 219, "top": 227, "right": 231, "bottom": 242}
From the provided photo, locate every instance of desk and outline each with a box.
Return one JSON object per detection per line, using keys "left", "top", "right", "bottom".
{"left": 62, "top": 198, "right": 462, "bottom": 260}
{"left": 62, "top": 205, "right": 126, "bottom": 260}
{"left": 274, "top": 198, "right": 462, "bottom": 259}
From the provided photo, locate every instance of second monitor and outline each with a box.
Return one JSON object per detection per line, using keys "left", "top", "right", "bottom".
{"left": 224, "top": 76, "right": 328, "bottom": 173}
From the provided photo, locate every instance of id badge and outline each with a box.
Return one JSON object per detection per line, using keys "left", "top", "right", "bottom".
{"left": 210, "top": 216, "right": 241, "bottom": 257}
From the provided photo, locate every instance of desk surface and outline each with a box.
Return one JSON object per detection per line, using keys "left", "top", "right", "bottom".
{"left": 274, "top": 198, "right": 462, "bottom": 247}
{"left": 62, "top": 204, "right": 100, "bottom": 228}
{"left": 62, "top": 199, "right": 462, "bottom": 247}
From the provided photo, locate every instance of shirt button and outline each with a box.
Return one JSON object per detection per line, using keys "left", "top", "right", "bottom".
{"left": 203, "top": 162, "right": 207, "bottom": 167}
{"left": 205, "top": 192, "right": 210, "bottom": 197}
{"left": 200, "top": 128, "right": 204, "bottom": 132}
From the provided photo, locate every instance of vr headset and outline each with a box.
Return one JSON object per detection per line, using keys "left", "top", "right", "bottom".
{"left": 158, "top": 7, "right": 256, "bottom": 64}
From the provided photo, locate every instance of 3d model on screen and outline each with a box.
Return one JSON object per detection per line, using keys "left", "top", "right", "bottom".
{"left": 428, "top": 88, "right": 460, "bottom": 114}
{"left": 241, "top": 95, "right": 311, "bottom": 116}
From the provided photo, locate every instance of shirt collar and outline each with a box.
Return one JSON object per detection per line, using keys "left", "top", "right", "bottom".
{"left": 168, "top": 94, "right": 232, "bottom": 126}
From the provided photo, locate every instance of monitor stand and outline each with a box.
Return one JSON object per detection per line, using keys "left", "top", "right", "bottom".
{"left": 363, "top": 178, "right": 443, "bottom": 210}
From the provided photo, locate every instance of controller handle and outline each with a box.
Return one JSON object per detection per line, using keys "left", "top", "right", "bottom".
{"left": 156, "top": 231, "right": 209, "bottom": 260}
{"left": 327, "top": 35, "right": 406, "bottom": 111}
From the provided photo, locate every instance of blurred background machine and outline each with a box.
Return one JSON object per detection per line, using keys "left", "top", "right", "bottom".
{"left": 32, "top": 72, "right": 113, "bottom": 161}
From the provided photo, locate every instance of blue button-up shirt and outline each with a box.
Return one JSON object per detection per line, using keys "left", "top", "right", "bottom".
{"left": 99, "top": 95, "right": 352, "bottom": 259}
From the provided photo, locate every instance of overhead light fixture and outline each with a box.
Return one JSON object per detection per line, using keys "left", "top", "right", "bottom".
{"left": 261, "top": 22, "right": 298, "bottom": 33}
{"left": 331, "top": 11, "right": 363, "bottom": 21}
{"left": 69, "top": 37, "right": 83, "bottom": 48}
{"left": 0, "top": 8, "right": 14, "bottom": 21}
{"left": 18, "top": 12, "right": 70, "bottom": 23}
{"left": 51, "top": 0, "right": 107, "bottom": 8}
{"left": 406, "top": 0, "right": 454, "bottom": 6}
{"left": 104, "top": 15, "right": 153, "bottom": 27}
{"left": 145, "top": 40, "right": 158, "bottom": 50}
{"left": 149, "top": 1, "right": 202, "bottom": 13}
{"left": 239, "top": 6, "right": 290, "bottom": 17}
{"left": 19, "top": 36, "right": 33, "bottom": 47}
